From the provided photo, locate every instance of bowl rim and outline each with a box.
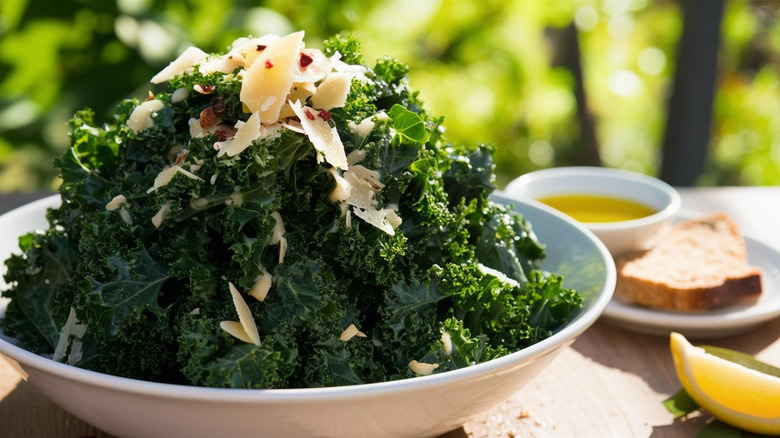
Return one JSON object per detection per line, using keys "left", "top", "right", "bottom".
{"left": 0, "top": 194, "right": 615, "bottom": 404}
{"left": 504, "top": 166, "right": 681, "bottom": 231}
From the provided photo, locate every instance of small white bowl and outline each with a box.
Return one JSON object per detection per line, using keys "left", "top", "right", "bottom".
{"left": 503, "top": 166, "right": 681, "bottom": 258}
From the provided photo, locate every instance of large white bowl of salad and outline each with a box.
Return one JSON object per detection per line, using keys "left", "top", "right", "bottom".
{"left": 0, "top": 31, "right": 615, "bottom": 438}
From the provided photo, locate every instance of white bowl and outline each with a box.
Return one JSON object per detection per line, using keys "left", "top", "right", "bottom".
{"left": 503, "top": 166, "right": 681, "bottom": 258}
{"left": 0, "top": 194, "right": 615, "bottom": 438}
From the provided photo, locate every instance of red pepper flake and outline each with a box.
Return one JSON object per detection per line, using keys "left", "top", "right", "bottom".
{"left": 317, "top": 110, "right": 332, "bottom": 122}
{"left": 215, "top": 130, "right": 228, "bottom": 141}
{"left": 265, "top": 59, "right": 274, "bottom": 69}
{"left": 256, "top": 44, "right": 266, "bottom": 51}
{"left": 174, "top": 149, "right": 189, "bottom": 165}
{"left": 299, "top": 53, "right": 314, "bottom": 68}
{"left": 195, "top": 84, "right": 215, "bottom": 94}
{"left": 304, "top": 109, "right": 316, "bottom": 121}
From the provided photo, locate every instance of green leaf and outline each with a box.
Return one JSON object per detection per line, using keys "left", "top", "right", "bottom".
{"left": 695, "top": 421, "right": 743, "bottom": 438}
{"left": 385, "top": 277, "right": 446, "bottom": 337}
{"left": 388, "top": 104, "right": 430, "bottom": 145}
{"left": 702, "top": 345, "right": 780, "bottom": 378}
{"left": 87, "top": 249, "right": 169, "bottom": 336}
{"left": 663, "top": 388, "right": 700, "bottom": 417}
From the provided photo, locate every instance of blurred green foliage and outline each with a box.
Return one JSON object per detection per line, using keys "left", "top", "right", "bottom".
{"left": 0, "top": 0, "right": 778, "bottom": 191}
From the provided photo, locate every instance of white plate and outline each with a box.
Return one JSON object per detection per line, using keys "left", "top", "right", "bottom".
{"left": 602, "top": 210, "right": 780, "bottom": 339}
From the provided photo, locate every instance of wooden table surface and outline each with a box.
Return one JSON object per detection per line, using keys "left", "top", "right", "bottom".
{"left": 1, "top": 187, "right": 779, "bottom": 438}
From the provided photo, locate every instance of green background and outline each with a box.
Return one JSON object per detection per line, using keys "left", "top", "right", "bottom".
{"left": 1, "top": 0, "right": 778, "bottom": 191}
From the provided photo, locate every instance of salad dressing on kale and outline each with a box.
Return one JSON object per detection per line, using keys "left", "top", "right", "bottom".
{"left": 1, "top": 32, "right": 582, "bottom": 388}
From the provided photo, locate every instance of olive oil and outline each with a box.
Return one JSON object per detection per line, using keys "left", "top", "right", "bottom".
{"left": 537, "top": 194, "right": 656, "bottom": 223}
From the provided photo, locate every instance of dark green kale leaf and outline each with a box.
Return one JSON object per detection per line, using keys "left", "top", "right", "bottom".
{"left": 1, "top": 230, "right": 78, "bottom": 353}
{"left": 85, "top": 249, "right": 169, "bottom": 336}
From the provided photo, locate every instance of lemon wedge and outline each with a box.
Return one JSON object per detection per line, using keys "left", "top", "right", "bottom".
{"left": 670, "top": 332, "right": 780, "bottom": 435}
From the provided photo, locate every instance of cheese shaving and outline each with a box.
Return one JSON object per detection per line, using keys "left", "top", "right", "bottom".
{"left": 310, "top": 72, "right": 352, "bottom": 110}
{"left": 289, "top": 100, "right": 348, "bottom": 170}
{"left": 151, "top": 201, "right": 172, "bottom": 228}
{"left": 147, "top": 165, "right": 203, "bottom": 193}
{"left": 477, "top": 263, "right": 521, "bottom": 289}
{"left": 105, "top": 195, "right": 127, "bottom": 211}
{"left": 339, "top": 323, "right": 367, "bottom": 341}
{"left": 52, "top": 308, "right": 87, "bottom": 363}
{"left": 441, "top": 331, "right": 453, "bottom": 356}
{"left": 408, "top": 360, "right": 439, "bottom": 376}
{"left": 328, "top": 168, "right": 352, "bottom": 202}
{"left": 269, "top": 211, "right": 287, "bottom": 263}
{"left": 248, "top": 265, "right": 272, "bottom": 302}
{"left": 227, "top": 282, "right": 261, "bottom": 346}
{"left": 219, "top": 320, "right": 254, "bottom": 344}
{"left": 217, "top": 112, "right": 264, "bottom": 157}
{"left": 241, "top": 31, "right": 304, "bottom": 123}
{"left": 150, "top": 46, "right": 209, "bottom": 84}
{"left": 127, "top": 99, "right": 164, "bottom": 133}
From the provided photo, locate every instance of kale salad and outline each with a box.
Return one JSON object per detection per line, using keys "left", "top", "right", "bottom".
{"left": 1, "top": 31, "right": 581, "bottom": 389}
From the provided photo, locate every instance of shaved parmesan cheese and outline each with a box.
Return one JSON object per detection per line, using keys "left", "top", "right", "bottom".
{"left": 147, "top": 165, "right": 203, "bottom": 193}
{"left": 347, "top": 149, "right": 367, "bottom": 166}
{"left": 269, "top": 212, "right": 287, "bottom": 263}
{"left": 171, "top": 87, "right": 188, "bottom": 103}
{"left": 339, "top": 323, "right": 367, "bottom": 341}
{"left": 293, "top": 48, "right": 332, "bottom": 83}
{"left": 289, "top": 100, "right": 348, "bottom": 170}
{"left": 441, "top": 331, "right": 453, "bottom": 356}
{"left": 52, "top": 308, "right": 87, "bottom": 363}
{"left": 218, "top": 111, "right": 262, "bottom": 157}
{"left": 150, "top": 46, "right": 208, "bottom": 84}
{"left": 348, "top": 115, "right": 378, "bottom": 139}
{"left": 241, "top": 31, "right": 304, "bottom": 123}
{"left": 228, "top": 282, "right": 261, "bottom": 346}
{"left": 385, "top": 209, "right": 402, "bottom": 230}
{"left": 347, "top": 165, "right": 383, "bottom": 190}
{"left": 328, "top": 168, "right": 352, "bottom": 202}
{"left": 127, "top": 99, "right": 164, "bottom": 133}
{"left": 151, "top": 201, "right": 172, "bottom": 228}
{"left": 311, "top": 73, "right": 352, "bottom": 110}
{"left": 248, "top": 265, "right": 272, "bottom": 302}
{"left": 105, "top": 194, "right": 127, "bottom": 211}
{"left": 408, "top": 360, "right": 439, "bottom": 376}
{"left": 198, "top": 55, "right": 242, "bottom": 75}
{"left": 477, "top": 263, "right": 521, "bottom": 289}
{"left": 285, "top": 82, "right": 317, "bottom": 109}
{"left": 330, "top": 51, "right": 369, "bottom": 76}
{"left": 219, "top": 320, "right": 254, "bottom": 344}
{"left": 353, "top": 206, "right": 396, "bottom": 235}
{"left": 281, "top": 120, "right": 305, "bottom": 134}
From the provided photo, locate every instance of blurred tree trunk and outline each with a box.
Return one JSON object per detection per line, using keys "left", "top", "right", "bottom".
{"left": 548, "top": 23, "right": 602, "bottom": 167}
{"left": 661, "top": 0, "right": 724, "bottom": 186}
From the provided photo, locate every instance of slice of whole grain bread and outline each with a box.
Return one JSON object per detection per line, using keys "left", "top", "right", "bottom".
{"left": 615, "top": 212, "right": 763, "bottom": 311}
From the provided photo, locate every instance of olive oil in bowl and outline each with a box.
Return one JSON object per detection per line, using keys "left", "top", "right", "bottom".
{"left": 537, "top": 194, "right": 656, "bottom": 223}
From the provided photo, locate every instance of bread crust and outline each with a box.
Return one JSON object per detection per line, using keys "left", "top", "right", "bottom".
{"left": 615, "top": 213, "right": 763, "bottom": 311}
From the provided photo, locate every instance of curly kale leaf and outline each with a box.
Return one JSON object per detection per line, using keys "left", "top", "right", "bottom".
{"left": 85, "top": 248, "right": 169, "bottom": 336}
{"left": 474, "top": 203, "right": 546, "bottom": 283}
{"left": 1, "top": 230, "right": 78, "bottom": 353}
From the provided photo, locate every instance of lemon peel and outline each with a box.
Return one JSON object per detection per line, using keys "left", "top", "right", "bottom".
{"left": 670, "top": 332, "right": 780, "bottom": 435}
